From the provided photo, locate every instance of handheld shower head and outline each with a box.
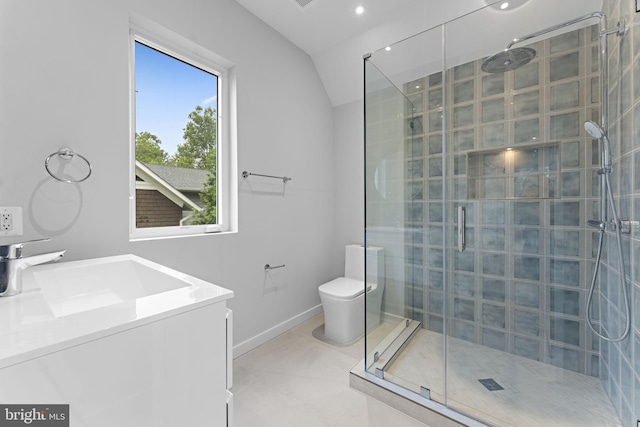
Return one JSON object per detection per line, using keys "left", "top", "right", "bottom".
{"left": 584, "top": 121, "right": 605, "bottom": 139}
{"left": 584, "top": 121, "right": 611, "bottom": 168}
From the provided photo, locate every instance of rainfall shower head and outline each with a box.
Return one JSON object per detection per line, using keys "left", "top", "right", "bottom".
{"left": 584, "top": 121, "right": 611, "bottom": 168}
{"left": 481, "top": 47, "right": 536, "bottom": 73}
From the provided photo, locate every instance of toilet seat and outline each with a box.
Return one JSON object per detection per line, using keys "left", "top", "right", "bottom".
{"left": 318, "top": 278, "right": 373, "bottom": 300}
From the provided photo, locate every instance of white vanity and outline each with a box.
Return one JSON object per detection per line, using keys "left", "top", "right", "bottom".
{"left": 0, "top": 254, "right": 234, "bottom": 426}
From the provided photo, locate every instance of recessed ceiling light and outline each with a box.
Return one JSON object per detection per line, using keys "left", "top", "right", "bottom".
{"left": 385, "top": 46, "right": 391, "bottom": 51}
{"left": 355, "top": 5, "right": 365, "bottom": 15}
{"left": 500, "top": 2, "right": 509, "bottom": 9}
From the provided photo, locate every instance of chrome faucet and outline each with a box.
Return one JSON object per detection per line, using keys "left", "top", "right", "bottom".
{"left": 0, "top": 238, "right": 66, "bottom": 297}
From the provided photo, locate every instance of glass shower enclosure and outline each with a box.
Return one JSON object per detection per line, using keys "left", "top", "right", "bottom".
{"left": 364, "top": 2, "right": 633, "bottom": 426}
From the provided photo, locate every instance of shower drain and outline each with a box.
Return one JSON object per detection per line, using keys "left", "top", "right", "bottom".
{"left": 478, "top": 378, "right": 504, "bottom": 391}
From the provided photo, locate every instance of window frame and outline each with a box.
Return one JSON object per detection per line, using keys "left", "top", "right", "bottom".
{"left": 129, "top": 23, "right": 232, "bottom": 240}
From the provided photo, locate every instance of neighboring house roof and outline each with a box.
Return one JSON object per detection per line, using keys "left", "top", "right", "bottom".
{"left": 135, "top": 161, "right": 208, "bottom": 211}
{"left": 143, "top": 163, "right": 210, "bottom": 192}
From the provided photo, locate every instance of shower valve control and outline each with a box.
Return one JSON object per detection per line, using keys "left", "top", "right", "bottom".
{"left": 620, "top": 220, "right": 640, "bottom": 234}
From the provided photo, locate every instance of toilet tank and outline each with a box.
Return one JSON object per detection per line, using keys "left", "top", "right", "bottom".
{"left": 344, "top": 245, "right": 384, "bottom": 284}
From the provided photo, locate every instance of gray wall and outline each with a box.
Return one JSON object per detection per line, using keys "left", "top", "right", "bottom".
{"left": 0, "top": 0, "right": 339, "bottom": 355}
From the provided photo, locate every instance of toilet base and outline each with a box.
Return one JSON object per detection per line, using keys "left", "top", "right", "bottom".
{"left": 321, "top": 293, "right": 364, "bottom": 344}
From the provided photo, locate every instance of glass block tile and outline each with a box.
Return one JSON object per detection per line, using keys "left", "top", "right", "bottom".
{"left": 482, "top": 123, "right": 505, "bottom": 148}
{"left": 550, "top": 258, "right": 580, "bottom": 286}
{"left": 483, "top": 152, "right": 505, "bottom": 174}
{"left": 482, "top": 253, "right": 505, "bottom": 276}
{"left": 550, "top": 318, "right": 580, "bottom": 346}
{"left": 455, "top": 250, "right": 474, "bottom": 272}
{"left": 429, "top": 202, "right": 443, "bottom": 222}
{"left": 428, "top": 270, "right": 443, "bottom": 291}
{"left": 428, "top": 179, "right": 443, "bottom": 199}
{"left": 429, "top": 111, "right": 443, "bottom": 132}
{"left": 550, "top": 29, "right": 580, "bottom": 53}
{"left": 550, "top": 230, "right": 580, "bottom": 256}
{"left": 454, "top": 155, "right": 466, "bottom": 175}
{"left": 454, "top": 298, "right": 475, "bottom": 321}
{"left": 513, "top": 90, "right": 540, "bottom": 117}
{"left": 407, "top": 93, "right": 423, "bottom": 114}
{"left": 407, "top": 136, "right": 424, "bottom": 156}
{"left": 428, "top": 294, "right": 443, "bottom": 315}
{"left": 483, "top": 177, "right": 506, "bottom": 198}
{"left": 551, "top": 81, "right": 580, "bottom": 110}
{"left": 452, "top": 320, "right": 475, "bottom": 342}
{"left": 429, "top": 72, "right": 442, "bottom": 87}
{"left": 406, "top": 116, "right": 423, "bottom": 134}
{"left": 561, "top": 141, "right": 581, "bottom": 167}
{"left": 550, "top": 345, "right": 580, "bottom": 372}
{"left": 550, "top": 201, "right": 581, "bottom": 226}
{"left": 550, "top": 111, "right": 580, "bottom": 139}
{"left": 454, "top": 273, "right": 475, "bottom": 296}
{"left": 482, "top": 328, "right": 506, "bottom": 351}
{"left": 428, "top": 88, "right": 443, "bottom": 109}
{"left": 513, "top": 202, "right": 540, "bottom": 225}
{"left": 514, "top": 336, "right": 540, "bottom": 360}
{"left": 428, "top": 134, "right": 442, "bottom": 154}
{"left": 454, "top": 80, "right": 474, "bottom": 104}
{"left": 454, "top": 104, "right": 474, "bottom": 128}
{"left": 550, "top": 288, "right": 580, "bottom": 316}
{"left": 561, "top": 171, "right": 581, "bottom": 197}
{"left": 482, "top": 98, "right": 505, "bottom": 122}
{"left": 514, "top": 62, "right": 539, "bottom": 89}
{"left": 482, "top": 304, "right": 506, "bottom": 328}
{"left": 514, "top": 256, "right": 540, "bottom": 281}
{"left": 454, "top": 61, "right": 475, "bottom": 80}
{"left": 514, "top": 282, "right": 540, "bottom": 308}
{"left": 481, "top": 228, "right": 505, "bottom": 251}
{"left": 482, "top": 278, "right": 505, "bottom": 301}
{"left": 550, "top": 51, "right": 580, "bottom": 82}
{"left": 483, "top": 201, "right": 505, "bottom": 224}
{"left": 482, "top": 73, "right": 504, "bottom": 97}
{"left": 428, "top": 157, "right": 443, "bottom": 177}
{"left": 514, "top": 309, "right": 540, "bottom": 336}
{"left": 514, "top": 147, "right": 540, "bottom": 172}
{"left": 407, "top": 159, "right": 423, "bottom": 178}
{"left": 405, "top": 77, "right": 425, "bottom": 94}
{"left": 514, "top": 175, "right": 541, "bottom": 198}
{"left": 454, "top": 129, "right": 475, "bottom": 151}
{"left": 514, "top": 229, "right": 540, "bottom": 253}
{"left": 514, "top": 118, "right": 540, "bottom": 144}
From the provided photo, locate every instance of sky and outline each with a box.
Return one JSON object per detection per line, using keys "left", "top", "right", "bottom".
{"left": 135, "top": 42, "right": 218, "bottom": 157}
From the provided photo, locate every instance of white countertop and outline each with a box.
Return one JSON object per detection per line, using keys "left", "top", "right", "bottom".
{"left": 0, "top": 254, "right": 233, "bottom": 369}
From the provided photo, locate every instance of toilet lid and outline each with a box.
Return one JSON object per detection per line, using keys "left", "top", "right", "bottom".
{"left": 319, "top": 277, "right": 372, "bottom": 300}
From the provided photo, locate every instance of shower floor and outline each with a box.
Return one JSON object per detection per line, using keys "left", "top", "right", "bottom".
{"left": 383, "top": 328, "right": 621, "bottom": 427}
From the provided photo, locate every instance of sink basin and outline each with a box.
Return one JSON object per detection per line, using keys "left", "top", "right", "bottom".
{"left": 26, "top": 255, "right": 194, "bottom": 317}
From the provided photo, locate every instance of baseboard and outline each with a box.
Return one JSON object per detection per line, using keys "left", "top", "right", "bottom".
{"left": 233, "top": 304, "right": 323, "bottom": 358}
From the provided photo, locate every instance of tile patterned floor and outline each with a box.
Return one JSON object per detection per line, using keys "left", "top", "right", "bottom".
{"left": 385, "top": 329, "right": 622, "bottom": 427}
{"left": 232, "top": 314, "right": 430, "bottom": 427}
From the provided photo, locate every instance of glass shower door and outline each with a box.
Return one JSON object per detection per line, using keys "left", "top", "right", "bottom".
{"left": 441, "top": 7, "right": 617, "bottom": 426}
{"left": 364, "top": 24, "right": 446, "bottom": 405}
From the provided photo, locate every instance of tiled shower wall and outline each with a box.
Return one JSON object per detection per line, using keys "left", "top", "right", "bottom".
{"left": 404, "top": 24, "right": 604, "bottom": 375}
{"left": 599, "top": 1, "right": 640, "bottom": 425}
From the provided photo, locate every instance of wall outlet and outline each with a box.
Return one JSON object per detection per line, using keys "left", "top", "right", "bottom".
{"left": 0, "top": 207, "right": 23, "bottom": 236}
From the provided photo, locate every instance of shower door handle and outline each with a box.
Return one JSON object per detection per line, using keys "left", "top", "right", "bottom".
{"left": 457, "top": 206, "right": 466, "bottom": 252}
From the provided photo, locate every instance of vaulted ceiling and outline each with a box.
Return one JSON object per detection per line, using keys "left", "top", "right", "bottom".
{"left": 234, "top": 0, "right": 604, "bottom": 106}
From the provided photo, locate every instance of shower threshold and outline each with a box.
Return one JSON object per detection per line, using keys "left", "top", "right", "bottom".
{"left": 356, "top": 322, "right": 622, "bottom": 427}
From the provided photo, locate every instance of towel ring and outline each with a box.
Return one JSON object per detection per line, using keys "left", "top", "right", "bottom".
{"left": 45, "top": 148, "right": 92, "bottom": 183}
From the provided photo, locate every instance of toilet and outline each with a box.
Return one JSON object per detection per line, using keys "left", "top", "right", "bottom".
{"left": 318, "top": 245, "right": 385, "bottom": 344}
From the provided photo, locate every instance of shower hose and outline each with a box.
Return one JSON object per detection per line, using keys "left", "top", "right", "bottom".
{"left": 586, "top": 171, "right": 630, "bottom": 342}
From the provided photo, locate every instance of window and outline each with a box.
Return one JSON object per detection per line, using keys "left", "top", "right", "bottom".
{"left": 130, "top": 25, "right": 232, "bottom": 239}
